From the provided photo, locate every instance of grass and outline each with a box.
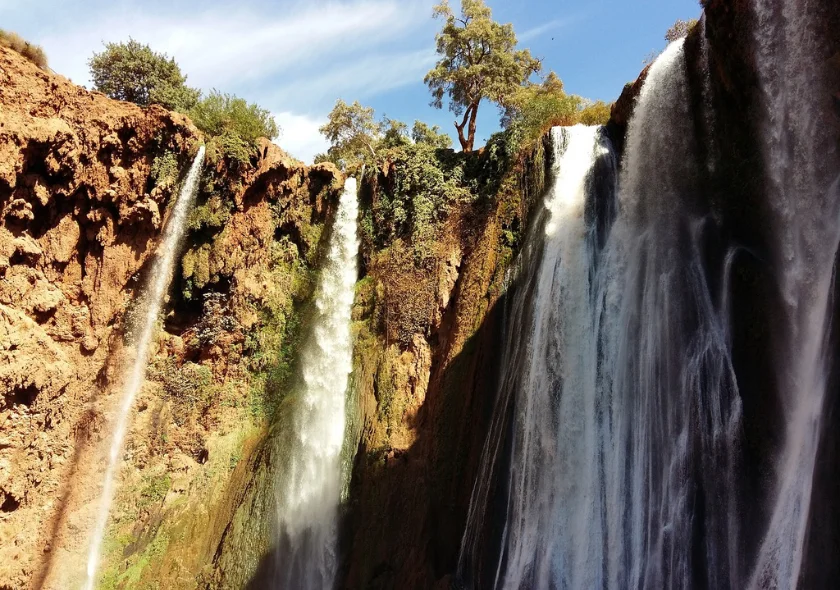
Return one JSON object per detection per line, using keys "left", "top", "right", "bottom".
{"left": 0, "top": 29, "right": 47, "bottom": 69}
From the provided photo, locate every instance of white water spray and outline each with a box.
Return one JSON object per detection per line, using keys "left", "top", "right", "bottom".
{"left": 271, "top": 177, "right": 359, "bottom": 589}
{"left": 749, "top": 1, "right": 840, "bottom": 586}
{"left": 498, "top": 125, "right": 608, "bottom": 589}
{"left": 82, "top": 146, "right": 205, "bottom": 590}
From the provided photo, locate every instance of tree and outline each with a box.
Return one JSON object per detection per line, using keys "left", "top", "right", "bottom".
{"left": 411, "top": 121, "right": 452, "bottom": 149}
{"left": 318, "top": 100, "right": 381, "bottom": 169}
{"left": 502, "top": 71, "right": 581, "bottom": 145}
{"left": 425, "top": 0, "right": 541, "bottom": 152}
{"left": 89, "top": 39, "right": 199, "bottom": 112}
{"left": 578, "top": 100, "right": 612, "bottom": 126}
{"left": 189, "top": 91, "right": 278, "bottom": 143}
{"left": 189, "top": 90, "right": 279, "bottom": 164}
{"left": 380, "top": 117, "right": 410, "bottom": 149}
{"left": 665, "top": 19, "right": 699, "bottom": 42}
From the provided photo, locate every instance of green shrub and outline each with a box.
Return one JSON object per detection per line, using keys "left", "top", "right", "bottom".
{"left": 88, "top": 39, "right": 199, "bottom": 112}
{"left": 187, "top": 194, "right": 232, "bottom": 232}
{"left": 366, "top": 142, "right": 472, "bottom": 255}
{"left": 411, "top": 121, "right": 452, "bottom": 149}
{"left": 578, "top": 100, "right": 612, "bottom": 126}
{"left": 189, "top": 91, "right": 278, "bottom": 144}
{"left": 151, "top": 151, "right": 179, "bottom": 190}
{"left": 0, "top": 29, "right": 47, "bottom": 69}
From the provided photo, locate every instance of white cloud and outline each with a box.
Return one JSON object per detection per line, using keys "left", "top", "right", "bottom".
{"left": 3, "top": 0, "right": 441, "bottom": 161}
{"left": 273, "top": 111, "right": 329, "bottom": 163}
{"left": 271, "top": 49, "right": 436, "bottom": 110}
{"left": 36, "top": 1, "right": 435, "bottom": 90}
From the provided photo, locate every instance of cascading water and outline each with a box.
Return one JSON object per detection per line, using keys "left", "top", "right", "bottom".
{"left": 270, "top": 177, "right": 359, "bottom": 589}
{"left": 460, "top": 40, "right": 746, "bottom": 590}
{"left": 749, "top": 0, "right": 840, "bottom": 587}
{"left": 83, "top": 146, "right": 205, "bottom": 590}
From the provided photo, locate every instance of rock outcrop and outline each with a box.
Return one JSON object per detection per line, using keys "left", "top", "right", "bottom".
{"left": 0, "top": 45, "right": 342, "bottom": 589}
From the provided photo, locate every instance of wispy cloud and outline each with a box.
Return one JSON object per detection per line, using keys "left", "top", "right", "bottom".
{"left": 271, "top": 49, "right": 436, "bottom": 111}
{"left": 518, "top": 18, "right": 572, "bottom": 43}
{"left": 0, "top": 0, "right": 439, "bottom": 163}
{"left": 35, "top": 1, "right": 435, "bottom": 90}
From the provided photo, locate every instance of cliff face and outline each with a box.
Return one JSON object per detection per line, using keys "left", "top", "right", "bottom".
{"left": 0, "top": 46, "right": 343, "bottom": 589}
{"left": 0, "top": 44, "right": 196, "bottom": 587}
{"left": 336, "top": 141, "right": 547, "bottom": 589}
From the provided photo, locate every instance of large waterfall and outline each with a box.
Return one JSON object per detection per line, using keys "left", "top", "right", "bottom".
{"left": 270, "top": 177, "right": 359, "bottom": 588}
{"left": 459, "top": 13, "right": 839, "bottom": 586}
{"left": 83, "top": 146, "right": 205, "bottom": 590}
{"left": 749, "top": 0, "right": 840, "bottom": 586}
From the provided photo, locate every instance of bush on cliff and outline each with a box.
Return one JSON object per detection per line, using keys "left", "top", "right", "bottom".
{"left": 190, "top": 91, "right": 279, "bottom": 165}
{"left": 578, "top": 100, "right": 612, "bottom": 126}
{"left": 89, "top": 39, "right": 200, "bottom": 112}
{"left": 0, "top": 29, "right": 47, "bottom": 69}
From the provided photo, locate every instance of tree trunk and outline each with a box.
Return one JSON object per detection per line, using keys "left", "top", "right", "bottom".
{"left": 466, "top": 102, "right": 478, "bottom": 152}
{"left": 455, "top": 101, "right": 480, "bottom": 152}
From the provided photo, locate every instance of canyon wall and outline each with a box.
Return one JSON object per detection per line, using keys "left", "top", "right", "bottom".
{"left": 0, "top": 46, "right": 343, "bottom": 589}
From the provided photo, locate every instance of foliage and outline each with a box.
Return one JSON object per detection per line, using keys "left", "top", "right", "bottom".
{"left": 189, "top": 90, "right": 278, "bottom": 165}
{"left": 150, "top": 151, "right": 179, "bottom": 190}
{"left": 189, "top": 91, "right": 278, "bottom": 144}
{"left": 318, "top": 100, "right": 455, "bottom": 171}
{"left": 578, "top": 100, "right": 612, "bottom": 126}
{"left": 318, "top": 100, "right": 380, "bottom": 170}
{"left": 187, "top": 194, "right": 232, "bottom": 232}
{"left": 89, "top": 39, "right": 199, "bottom": 112}
{"left": 425, "top": 0, "right": 541, "bottom": 151}
{"left": 365, "top": 142, "right": 472, "bottom": 254}
{"left": 503, "top": 71, "right": 581, "bottom": 148}
{"left": 0, "top": 29, "right": 47, "bottom": 69}
{"left": 138, "top": 474, "right": 172, "bottom": 510}
{"left": 380, "top": 117, "right": 410, "bottom": 149}
{"left": 665, "top": 18, "right": 699, "bottom": 42}
{"left": 411, "top": 121, "right": 452, "bottom": 149}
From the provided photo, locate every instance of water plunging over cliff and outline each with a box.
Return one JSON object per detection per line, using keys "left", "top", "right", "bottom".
{"left": 270, "top": 177, "right": 359, "bottom": 589}
{"left": 458, "top": 4, "right": 840, "bottom": 583}
{"left": 83, "top": 146, "right": 205, "bottom": 590}
{"left": 460, "top": 40, "right": 746, "bottom": 589}
{"left": 749, "top": 0, "right": 840, "bottom": 586}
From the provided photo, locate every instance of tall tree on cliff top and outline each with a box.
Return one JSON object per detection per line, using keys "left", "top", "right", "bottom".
{"left": 89, "top": 39, "right": 199, "bottom": 112}
{"left": 425, "top": 0, "right": 541, "bottom": 152}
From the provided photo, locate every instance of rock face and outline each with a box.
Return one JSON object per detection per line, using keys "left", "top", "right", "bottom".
{"left": 0, "top": 45, "right": 196, "bottom": 588}
{"left": 0, "top": 45, "right": 343, "bottom": 589}
{"left": 337, "top": 144, "right": 546, "bottom": 589}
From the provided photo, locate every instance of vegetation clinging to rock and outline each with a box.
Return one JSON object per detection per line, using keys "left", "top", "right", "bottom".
{"left": 190, "top": 91, "right": 279, "bottom": 165}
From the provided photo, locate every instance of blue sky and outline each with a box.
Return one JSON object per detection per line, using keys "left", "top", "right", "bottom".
{"left": 0, "top": 0, "right": 701, "bottom": 161}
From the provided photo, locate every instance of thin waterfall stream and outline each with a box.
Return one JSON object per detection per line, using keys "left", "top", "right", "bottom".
{"left": 83, "top": 146, "right": 205, "bottom": 590}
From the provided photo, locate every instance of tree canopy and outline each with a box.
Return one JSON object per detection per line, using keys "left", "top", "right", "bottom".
{"left": 89, "top": 39, "right": 199, "bottom": 112}
{"left": 411, "top": 121, "right": 452, "bottom": 149}
{"left": 425, "top": 0, "right": 541, "bottom": 152}
{"left": 317, "top": 100, "right": 381, "bottom": 169}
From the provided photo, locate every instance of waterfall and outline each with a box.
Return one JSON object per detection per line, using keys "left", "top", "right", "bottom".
{"left": 459, "top": 40, "right": 745, "bottom": 589}
{"left": 457, "top": 124, "right": 618, "bottom": 589}
{"left": 749, "top": 0, "right": 840, "bottom": 586}
{"left": 83, "top": 146, "right": 205, "bottom": 590}
{"left": 270, "top": 177, "right": 359, "bottom": 589}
